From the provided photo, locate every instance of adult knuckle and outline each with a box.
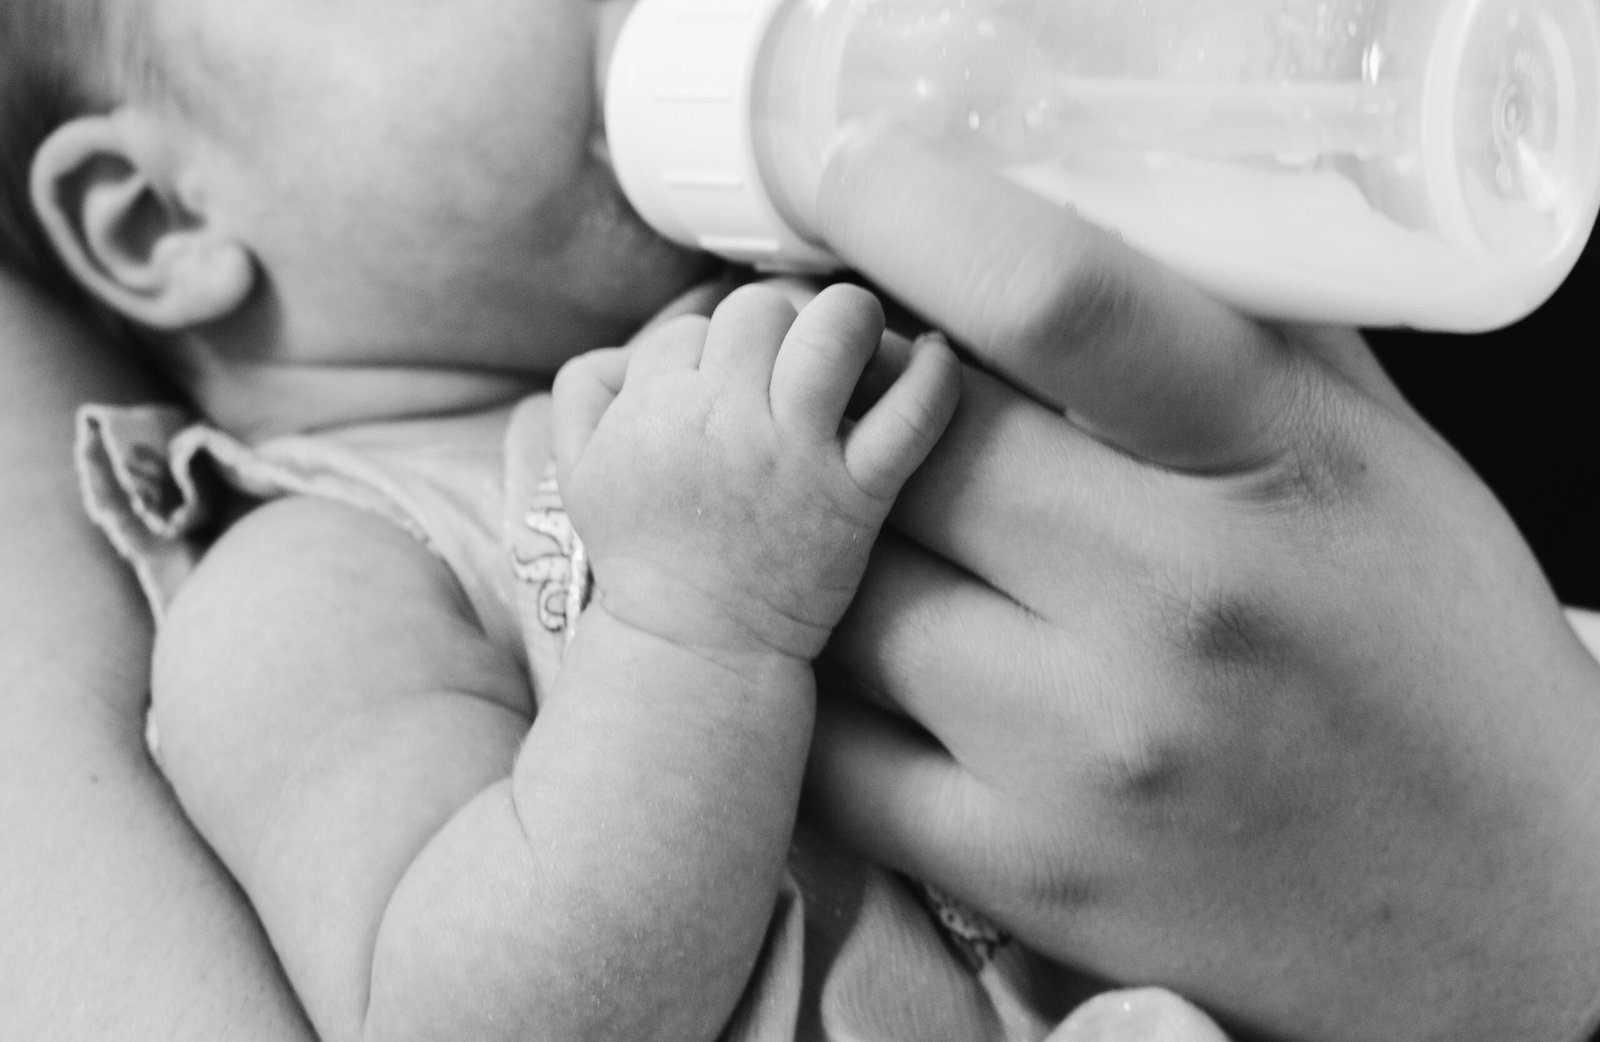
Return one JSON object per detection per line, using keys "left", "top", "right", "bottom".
{"left": 1140, "top": 552, "right": 1285, "bottom": 678}
{"left": 1077, "top": 695, "right": 1289, "bottom": 844}
{"left": 1178, "top": 581, "right": 1281, "bottom": 670}
{"left": 1081, "top": 710, "right": 1201, "bottom": 817}
{"left": 1244, "top": 366, "right": 1375, "bottom": 513}
{"left": 1048, "top": 655, "right": 1201, "bottom": 817}
{"left": 1070, "top": 573, "right": 1286, "bottom": 813}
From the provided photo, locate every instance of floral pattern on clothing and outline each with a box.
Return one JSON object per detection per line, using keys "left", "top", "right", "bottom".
{"left": 920, "top": 883, "right": 1012, "bottom": 970}
{"left": 510, "top": 462, "right": 590, "bottom": 642}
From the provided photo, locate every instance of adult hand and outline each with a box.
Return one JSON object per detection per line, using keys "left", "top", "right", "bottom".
{"left": 806, "top": 132, "right": 1600, "bottom": 1042}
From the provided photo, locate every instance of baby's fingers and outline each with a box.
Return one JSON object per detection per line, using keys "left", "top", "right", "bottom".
{"left": 627, "top": 312, "right": 710, "bottom": 377}
{"left": 843, "top": 333, "right": 960, "bottom": 501}
{"left": 770, "top": 283, "right": 886, "bottom": 441}
{"left": 551, "top": 346, "right": 629, "bottom": 482}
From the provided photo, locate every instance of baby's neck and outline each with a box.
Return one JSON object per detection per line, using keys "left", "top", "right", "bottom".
{"left": 172, "top": 269, "right": 765, "bottom": 442}
{"left": 184, "top": 350, "right": 545, "bottom": 443}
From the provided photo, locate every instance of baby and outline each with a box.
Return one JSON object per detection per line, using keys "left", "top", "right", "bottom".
{"left": 3, "top": 2, "right": 1102, "bottom": 1041}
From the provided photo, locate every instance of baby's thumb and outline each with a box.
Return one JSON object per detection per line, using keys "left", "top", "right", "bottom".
{"left": 1048, "top": 989, "right": 1232, "bottom": 1042}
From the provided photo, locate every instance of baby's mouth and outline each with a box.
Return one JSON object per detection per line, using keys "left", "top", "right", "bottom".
{"left": 589, "top": 124, "right": 614, "bottom": 171}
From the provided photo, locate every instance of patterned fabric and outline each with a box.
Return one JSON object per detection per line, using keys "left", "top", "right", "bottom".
{"left": 920, "top": 884, "right": 1012, "bottom": 971}
{"left": 510, "top": 462, "right": 590, "bottom": 642}
{"left": 75, "top": 396, "right": 1085, "bottom": 1042}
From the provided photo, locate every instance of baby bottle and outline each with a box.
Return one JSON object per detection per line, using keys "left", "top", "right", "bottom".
{"left": 604, "top": 0, "right": 1600, "bottom": 331}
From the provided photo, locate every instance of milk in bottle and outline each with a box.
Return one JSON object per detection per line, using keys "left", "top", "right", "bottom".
{"left": 605, "top": 0, "right": 1600, "bottom": 330}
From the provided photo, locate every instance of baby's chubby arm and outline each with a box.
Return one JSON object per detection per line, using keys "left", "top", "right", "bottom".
{"left": 151, "top": 282, "right": 956, "bottom": 1042}
{"left": 535, "top": 282, "right": 959, "bottom": 1037}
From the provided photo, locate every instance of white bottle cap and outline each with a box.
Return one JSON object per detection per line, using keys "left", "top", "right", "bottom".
{"left": 604, "top": 0, "right": 844, "bottom": 272}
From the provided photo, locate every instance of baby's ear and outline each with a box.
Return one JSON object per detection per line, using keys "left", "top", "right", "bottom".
{"left": 30, "top": 113, "right": 254, "bottom": 331}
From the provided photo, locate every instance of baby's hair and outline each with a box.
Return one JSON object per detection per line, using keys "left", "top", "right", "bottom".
{"left": 1, "top": 0, "right": 161, "bottom": 332}
{"left": 2, "top": 0, "right": 106, "bottom": 310}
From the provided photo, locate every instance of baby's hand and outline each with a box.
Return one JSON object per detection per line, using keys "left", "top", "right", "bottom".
{"left": 553, "top": 283, "right": 959, "bottom": 663}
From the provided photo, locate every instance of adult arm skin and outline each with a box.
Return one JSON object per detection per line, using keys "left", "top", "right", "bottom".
{"left": 0, "top": 274, "right": 315, "bottom": 1040}
{"left": 808, "top": 134, "right": 1600, "bottom": 1042}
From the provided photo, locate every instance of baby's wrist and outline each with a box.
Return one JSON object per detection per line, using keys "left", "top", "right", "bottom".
{"left": 583, "top": 552, "right": 837, "bottom": 664}
{"left": 584, "top": 591, "right": 821, "bottom": 685}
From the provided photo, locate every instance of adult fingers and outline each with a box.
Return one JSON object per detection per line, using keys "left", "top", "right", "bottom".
{"left": 884, "top": 363, "right": 1225, "bottom": 615}
{"left": 827, "top": 532, "right": 1045, "bottom": 753}
{"left": 550, "top": 347, "right": 628, "bottom": 479}
{"left": 826, "top": 531, "right": 1129, "bottom": 784}
{"left": 817, "top": 130, "right": 1300, "bottom": 472}
{"left": 805, "top": 688, "right": 1000, "bottom": 890}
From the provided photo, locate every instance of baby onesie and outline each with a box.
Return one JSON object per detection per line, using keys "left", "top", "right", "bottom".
{"left": 77, "top": 397, "right": 1093, "bottom": 1042}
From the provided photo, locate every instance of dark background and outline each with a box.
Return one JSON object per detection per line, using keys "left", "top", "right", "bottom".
{"left": 1368, "top": 234, "right": 1598, "bottom": 608}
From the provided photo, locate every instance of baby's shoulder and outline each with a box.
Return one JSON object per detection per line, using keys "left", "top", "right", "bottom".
{"left": 158, "top": 492, "right": 524, "bottom": 707}
{"left": 168, "top": 493, "right": 474, "bottom": 646}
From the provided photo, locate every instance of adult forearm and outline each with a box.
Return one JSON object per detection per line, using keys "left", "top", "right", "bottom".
{"left": 0, "top": 275, "right": 315, "bottom": 1041}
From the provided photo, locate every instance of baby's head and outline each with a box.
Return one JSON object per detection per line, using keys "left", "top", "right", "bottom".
{"left": 3, "top": 0, "right": 710, "bottom": 435}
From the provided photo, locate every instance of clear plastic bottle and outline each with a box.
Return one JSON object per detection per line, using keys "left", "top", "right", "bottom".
{"left": 604, "top": 0, "right": 1600, "bottom": 330}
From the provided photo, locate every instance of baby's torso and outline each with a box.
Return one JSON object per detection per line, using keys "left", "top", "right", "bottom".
{"left": 77, "top": 394, "right": 1088, "bottom": 1042}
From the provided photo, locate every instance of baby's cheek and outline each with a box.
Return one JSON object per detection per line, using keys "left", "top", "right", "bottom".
{"left": 536, "top": 165, "right": 716, "bottom": 321}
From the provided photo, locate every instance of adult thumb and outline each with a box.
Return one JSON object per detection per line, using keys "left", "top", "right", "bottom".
{"left": 815, "top": 128, "right": 1295, "bottom": 472}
